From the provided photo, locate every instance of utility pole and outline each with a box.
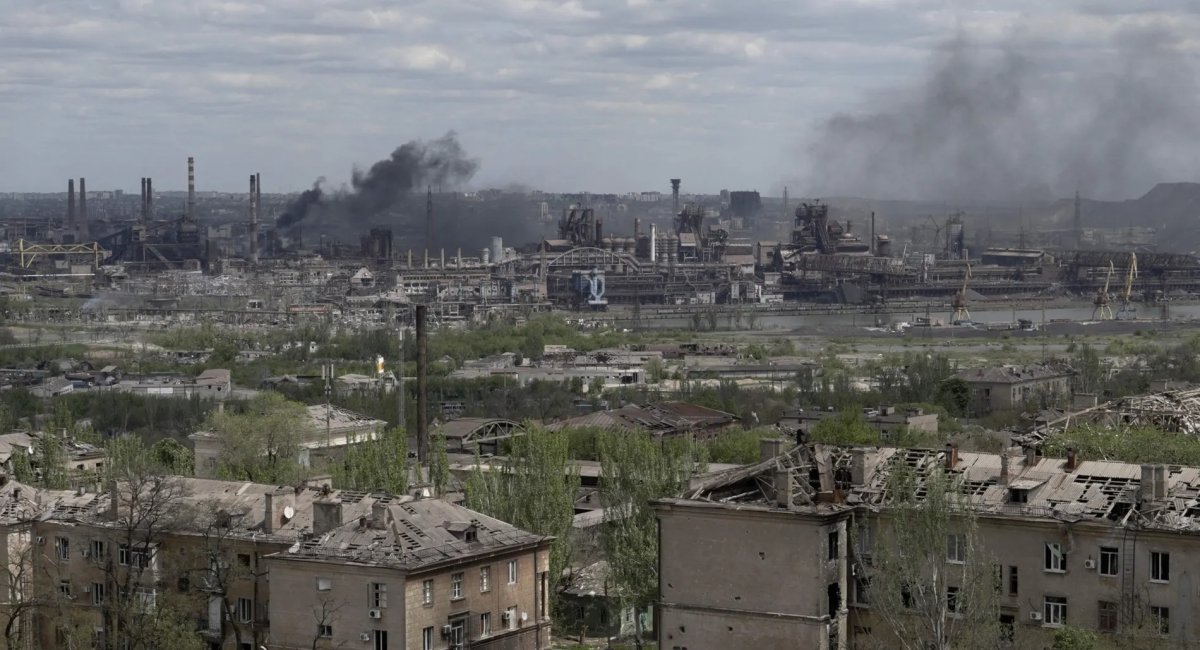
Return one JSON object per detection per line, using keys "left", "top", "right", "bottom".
{"left": 398, "top": 323, "right": 406, "bottom": 431}
{"left": 322, "top": 362, "right": 334, "bottom": 449}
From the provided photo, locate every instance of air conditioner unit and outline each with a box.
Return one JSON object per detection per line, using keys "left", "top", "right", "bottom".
{"left": 1029, "top": 611, "right": 1043, "bottom": 622}
{"left": 441, "top": 624, "right": 452, "bottom": 638}
{"left": 501, "top": 612, "right": 511, "bottom": 624}
{"left": 520, "top": 612, "right": 528, "bottom": 623}
{"left": 359, "top": 633, "right": 371, "bottom": 642}
{"left": 82, "top": 549, "right": 90, "bottom": 558}
{"left": 368, "top": 609, "right": 382, "bottom": 619}
{"left": 35, "top": 537, "right": 44, "bottom": 546}
{"left": 83, "top": 585, "right": 91, "bottom": 594}
{"left": 1084, "top": 559, "right": 1096, "bottom": 570}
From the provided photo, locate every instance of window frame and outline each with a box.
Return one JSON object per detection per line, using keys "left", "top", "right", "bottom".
{"left": 1150, "top": 605, "right": 1170, "bottom": 635}
{"left": 947, "top": 534, "right": 966, "bottom": 564}
{"left": 507, "top": 559, "right": 518, "bottom": 585}
{"left": 1043, "top": 596, "right": 1067, "bottom": 626}
{"left": 317, "top": 623, "right": 333, "bottom": 638}
{"left": 451, "top": 572, "right": 464, "bottom": 601}
{"left": 1007, "top": 565, "right": 1019, "bottom": 596}
{"left": 90, "top": 582, "right": 105, "bottom": 607}
{"left": 480, "top": 566, "right": 491, "bottom": 593}
{"left": 55, "top": 537, "right": 70, "bottom": 562}
{"left": 237, "top": 597, "right": 253, "bottom": 623}
{"left": 370, "top": 582, "right": 387, "bottom": 609}
{"left": 1044, "top": 543, "right": 1066, "bottom": 573}
{"left": 1098, "top": 547, "right": 1118, "bottom": 577}
{"left": 421, "top": 579, "right": 434, "bottom": 606}
{"left": 1151, "top": 551, "right": 1170, "bottom": 582}
{"left": 946, "top": 585, "right": 961, "bottom": 613}
{"left": 422, "top": 627, "right": 434, "bottom": 650}
{"left": 480, "top": 611, "right": 491, "bottom": 637}
{"left": 505, "top": 606, "right": 518, "bottom": 630}
{"left": 1098, "top": 600, "right": 1118, "bottom": 632}
{"left": 828, "top": 529, "right": 840, "bottom": 561}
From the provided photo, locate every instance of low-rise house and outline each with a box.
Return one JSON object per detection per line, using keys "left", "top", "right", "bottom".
{"left": 781, "top": 405, "right": 939, "bottom": 441}
{"left": 656, "top": 441, "right": 1200, "bottom": 650}
{"left": 266, "top": 495, "right": 553, "bottom": 650}
{"left": 957, "top": 363, "right": 1073, "bottom": 415}
{"left": 547, "top": 402, "right": 738, "bottom": 441}
{"left": 190, "top": 404, "right": 386, "bottom": 478}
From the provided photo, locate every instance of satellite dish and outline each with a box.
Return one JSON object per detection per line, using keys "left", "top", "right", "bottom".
{"left": 282, "top": 505, "right": 295, "bottom": 522}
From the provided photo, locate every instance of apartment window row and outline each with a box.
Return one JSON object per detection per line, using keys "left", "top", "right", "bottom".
{"left": 1039, "top": 597, "right": 1170, "bottom": 636}
{"left": 422, "top": 564, "right": 505, "bottom": 606}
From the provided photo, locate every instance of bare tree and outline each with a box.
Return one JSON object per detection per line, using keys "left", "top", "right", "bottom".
{"left": 309, "top": 595, "right": 348, "bottom": 650}
{"left": 854, "top": 461, "right": 1001, "bottom": 650}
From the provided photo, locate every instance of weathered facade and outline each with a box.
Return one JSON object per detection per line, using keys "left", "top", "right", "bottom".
{"left": 657, "top": 443, "right": 1200, "bottom": 649}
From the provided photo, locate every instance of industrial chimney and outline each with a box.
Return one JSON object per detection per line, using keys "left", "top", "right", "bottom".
{"left": 249, "top": 174, "right": 259, "bottom": 264}
{"left": 416, "top": 304, "right": 429, "bottom": 464}
{"left": 187, "top": 157, "right": 196, "bottom": 221}
{"left": 146, "top": 177, "right": 153, "bottom": 221}
{"left": 670, "top": 178, "right": 681, "bottom": 214}
{"left": 425, "top": 186, "right": 434, "bottom": 252}
{"left": 67, "top": 179, "right": 75, "bottom": 229}
{"left": 78, "top": 178, "right": 87, "bottom": 239}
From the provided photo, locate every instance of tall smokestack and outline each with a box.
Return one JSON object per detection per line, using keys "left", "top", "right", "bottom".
{"left": 140, "top": 178, "right": 147, "bottom": 225}
{"left": 1080, "top": 189, "right": 1089, "bottom": 250}
{"left": 67, "top": 179, "right": 75, "bottom": 229}
{"left": 416, "top": 304, "right": 429, "bottom": 464}
{"left": 146, "top": 177, "right": 153, "bottom": 221}
{"left": 187, "top": 157, "right": 196, "bottom": 221}
{"left": 78, "top": 178, "right": 87, "bottom": 238}
{"left": 249, "top": 174, "right": 259, "bottom": 264}
{"left": 670, "top": 178, "right": 681, "bottom": 215}
{"left": 425, "top": 186, "right": 433, "bottom": 252}
{"left": 782, "top": 186, "right": 789, "bottom": 219}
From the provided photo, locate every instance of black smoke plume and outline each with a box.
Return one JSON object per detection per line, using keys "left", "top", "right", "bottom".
{"left": 277, "top": 132, "right": 546, "bottom": 252}
{"left": 277, "top": 131, "right": 479, "bottom": 228}
{"left": 801, "top": 26, "right": 1200, "bottom": 202}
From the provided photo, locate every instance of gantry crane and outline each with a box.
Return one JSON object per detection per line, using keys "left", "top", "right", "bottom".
{"left": 1092, "top": 261, "right": 1115, "bottom": 320}
{"left": 1117, "top": 252, "right": 1139, "bottom": 319}
{"left": 951, "top": 264, "right": 972, "bottom": 323}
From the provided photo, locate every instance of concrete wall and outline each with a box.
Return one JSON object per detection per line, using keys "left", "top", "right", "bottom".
{"left": 657, "top": 502, "right": 849, "bottom": 650}
{"left": 267, "top": 559, "right": 404, "bottom": 650}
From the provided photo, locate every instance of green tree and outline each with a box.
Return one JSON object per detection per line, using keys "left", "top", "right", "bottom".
{"left": 36, "top": 434, "right": 69, "bottom": 489}
{"left": 810, "top": 410, "right": 878, "bottom": 445}
{"left": 599, "top": 432, "right": 697, "bottom": 647}
{"left": 1052, "top": 627, "right": 1097, "bottom": 650}
{"left": 854, "top": 461, "right": 999, "bottom": 650}
{"left": 208, "top": 393, "right": 310, "bottom": 483}
{"left": 935, "top": 377, "right": 970, "bottom": 417}
{"left": 150, "top": 438, "right": 195, "bottom": 476}
{"left": 334, "top": 426, "right": 408, "bottom": 494}
{"left": 429, "top": 430, "right": 450, "bottom": 496}
{"left": 465, "top": 427, "right": 578, "bottom": 611}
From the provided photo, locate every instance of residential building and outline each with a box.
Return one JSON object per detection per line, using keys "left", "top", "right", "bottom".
{"left": 781, "top": 405, "right": 939, "bottom": 441}
{"left": 547, "top": 402, "right": 738, "bottom": 441}
{"left": 266, "top": 496, "right": 552, "bottom": 650}
{"left": 957, "top": 364, "right": 1073, "bottom": 414}
{"left": 3, "top": 473, "right": 548, "bottom": 650}
{"left": 190, "top": 404, "right": 385, "bottom": 477}
{"left": 656, "top": 443, "right": 1200, "bottom": 649}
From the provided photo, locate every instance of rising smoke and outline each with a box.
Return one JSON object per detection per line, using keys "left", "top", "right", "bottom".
{"left": 278, "top": 131, "right": 538, "bottom": 251}
{"left": 802, "top": 26, "right": 1200, "bottom": 202}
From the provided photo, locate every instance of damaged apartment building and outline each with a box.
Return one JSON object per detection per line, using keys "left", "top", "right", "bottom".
{"left": 0, "top": 474, "right": 552, "bottom": 650}
{"left": 656, "top": 441, "right": 1200, "bottom": 649}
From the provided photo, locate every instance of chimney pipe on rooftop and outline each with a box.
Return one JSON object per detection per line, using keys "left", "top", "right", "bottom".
{"left": 850, "top": 448, "right": 868, "bottom": 486}
{"left": 1065, "top": 447, "right": 1078, "bottom": 472}
{"left": 999, "top": 450, "right": 1010, "bottom": 486}
{"left": 944, "top": 443, "right": 959, "bottom": 470}
{"left": 1025, "top": 446, "right": 1037, "bottom": 467}
{"left": 774, "top": 468, "right": 793, "bottom": 509}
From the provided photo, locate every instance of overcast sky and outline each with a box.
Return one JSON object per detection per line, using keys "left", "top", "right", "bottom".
{"left": 1, "top": 1, "right": 1198, "bottom": 196}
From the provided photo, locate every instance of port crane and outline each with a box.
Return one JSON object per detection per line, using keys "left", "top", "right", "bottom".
{"left": 1116, "top": 252, "right": 1138, "bottom": 319}
{"left": 1092, "top": 261, "right": 1115, "bottom": 320}
{"left": 951, "top": 264, "right": 972, "bottom": 323}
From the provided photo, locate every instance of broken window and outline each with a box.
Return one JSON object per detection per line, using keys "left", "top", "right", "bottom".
{"left": 1151, "top": 552, "right": 1170, "bottom": 582}
{"left": 1044, "top": 543, "right": 1066, "bottom": 572}
{"left": 1099, "top": 547, "right": 1118, "bottom": 577}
